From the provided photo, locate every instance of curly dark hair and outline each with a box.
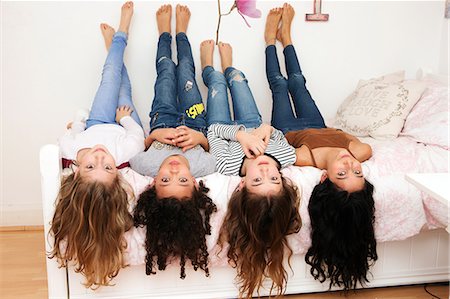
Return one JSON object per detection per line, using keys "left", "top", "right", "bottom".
{"left": 305, "top": 178, "right": 377, "bottom": 291}
{"left": 219, "top": 176, "right": 301, "bottom": 299}
{"left": 133, "top": 180, "right": 217, "bottom": 279}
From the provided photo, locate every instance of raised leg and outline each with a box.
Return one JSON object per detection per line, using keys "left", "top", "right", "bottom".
{"left": 219, "top": 43, "right": 261, "bottom": 128}
{"left": 280, "top": 4, "right": 325, "bottom": 129}
{"left": 87, "top": 2, "right": 134, "bottom": 129}
{"left": 175, "top": 6, "right": 206, "bottom": 132}
{"left": 117, "top": 66, "right": 143, "bottom": 127}
{"left": 284, "top": 45, "right": 325, "bottom": 129}
{"left": 87, "top": 31, "right": 128, "bottom": 128}
{"left": 149, "top": 5, "right": 179, "bottom": 130}
{"left": 201, "top": 40, "right": 232, "bottom": 126}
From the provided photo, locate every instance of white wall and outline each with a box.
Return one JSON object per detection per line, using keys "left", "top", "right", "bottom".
{"left": 1, "top": 0, "right": 448, "bottom": 226}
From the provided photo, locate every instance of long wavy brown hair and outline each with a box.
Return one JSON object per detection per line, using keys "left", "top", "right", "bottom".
{"left": 219, "top": 176, "right": 301, "bottom": 298}
{"left": 49, "top": 172, "right": 133, "bottom": 289}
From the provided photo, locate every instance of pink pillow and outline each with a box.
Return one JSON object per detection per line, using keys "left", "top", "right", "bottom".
{"left": 400, "top": 80, "right": 449, "bottom": 149}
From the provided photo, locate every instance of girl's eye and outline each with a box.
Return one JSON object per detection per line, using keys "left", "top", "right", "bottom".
{"left": 271, "top": 177, "right": 279, "bottom": 181}
{"left": 253, "top": 177, "right": 262, "bottom": 183}
{"left": 354, "top": 170, "right": 362, "bottom": 175}
{"left": 179, "top": 177, "right": 188, "bottom": 183}
{"left": 86, "top": 164, "right": 94, "bottom": 169}
{"left": 105, "top": 165, "right": 113, "bottom": 170}
{"left": 338, "top": 171, "right": 346, "bottom": 176}
{"left": 161, "top": 177, "right": 169, "bottom": 182}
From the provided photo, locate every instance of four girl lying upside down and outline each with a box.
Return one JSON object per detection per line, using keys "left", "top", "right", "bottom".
{"left": 49, "top": 2, "right": 376, "bottom": 298}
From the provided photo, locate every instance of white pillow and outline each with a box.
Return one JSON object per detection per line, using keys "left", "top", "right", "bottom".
{"left": 334, "top": 72, "right": 427, "bottom": 139}
{"left": 400, "top": 79, "right": 449, "bottom": 149}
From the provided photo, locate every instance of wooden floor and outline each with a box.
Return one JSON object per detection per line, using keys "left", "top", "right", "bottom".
{"left": 0, "top": 230, "right": 448, "bottom": 299}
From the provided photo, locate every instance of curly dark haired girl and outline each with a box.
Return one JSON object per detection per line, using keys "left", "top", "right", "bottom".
{"left": 134, "top": 180, "right": 217, "bottom": 279}
{"left": 218, "top": 177, "right": 301, "bottom": 298}
{"left": 306, "top": 178, "right": 377, "bottom": 290}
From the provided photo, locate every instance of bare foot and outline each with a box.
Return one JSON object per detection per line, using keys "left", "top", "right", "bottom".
{"left": 218, "top": 42, "right": 232, "bottom": 72}
{"left": 100, "top": 23, "right": 115, "bottom": 51}
{"left": 280, "top": 3, "right": 295, "bottom": 47}
{"left": 176, "top": 4, "right": 190, "bottom": 34}
{"left": 200, "top": 40, "right": 215, "bottom": 70}
{"left": 118, "top": 1, "right": 134, "bottom": 34}
{"left": 265, "top": 7, "right": 282, "bottom": 46}
{"left": 156, "top": 4, "right": 172, "bottom": 35}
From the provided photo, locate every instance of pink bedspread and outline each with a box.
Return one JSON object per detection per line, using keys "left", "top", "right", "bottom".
{"left": 122, "top": 136, "right": 449, "bottom": 266}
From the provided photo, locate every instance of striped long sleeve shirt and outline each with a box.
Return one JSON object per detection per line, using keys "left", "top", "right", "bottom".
{"left": 207, "top": 123, "right": 297, "bottom": 176}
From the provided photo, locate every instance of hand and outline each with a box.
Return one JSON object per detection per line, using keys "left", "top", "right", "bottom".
{"left": 146, "top": 128, "right": 179, "bottom": 148}
{"left": 250, "top": 124, "right": 273, "bottom": 146}
{"left": 173, "top": 126, "right": 208, "bottom": 152}
{"left": 236, "top": 130, "right": 267, "bottom": 158}
{"left": 115, "top": 106, "right": 133, "bottom": 123}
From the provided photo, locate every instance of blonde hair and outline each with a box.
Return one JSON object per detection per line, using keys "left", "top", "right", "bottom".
{"left": 49, "top": 172, "right": 133, "bottom": 288}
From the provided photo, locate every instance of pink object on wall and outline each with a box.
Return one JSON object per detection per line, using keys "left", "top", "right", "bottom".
{"left": 306, "top": 0, "right": 329, "bottom": 22}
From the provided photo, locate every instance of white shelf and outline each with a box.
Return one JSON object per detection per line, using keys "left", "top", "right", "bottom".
{"left": 405, "top": 173, "right": 450, "bottom": 206}
{"left": 405, "top": 173, "right": 450, "bottom": 233}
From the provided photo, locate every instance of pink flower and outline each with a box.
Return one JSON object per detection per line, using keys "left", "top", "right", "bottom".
{"left": 235, "top": 0, "right": 261, "bottom": 27}
{"left": 215, "top": 0, "right": 261, "bottom": 44}
{"left": 236, "top": 0, "right": 261, "bottom": 18}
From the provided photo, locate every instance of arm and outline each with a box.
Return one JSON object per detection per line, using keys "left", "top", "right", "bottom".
{"left": 66, "top": 108, "right": 89, "bottom": 135}
{"left": 116, "top": 106, "right": 145, "bottom": 140}
{"left": 344, "top": 132, "right": 373, "bottom": 162}
{"left": 266, "top": 128, "right": 297, "bottom": 168}
{"left": 294, "top": 147, "right": 315, "bottom": 167}
{"left": 207, "top": 125, "right": 242, "bottom": 176}
{"left": 67, "top": 121, "right": 86, "bottom": 135}
{"left": 250, "top": 123, "right": 273, "bottom": 146}
{"left": 173, "top": 126, "right": 209, "bottom": 152}
{"left": 349, "top": 141, "right": 373, "bottom": 162}
{"left": 144, "top": 128, "right": 178, "bottom": 149}
{"left": 208, "top": 123, "right": 244, "bottom": 141}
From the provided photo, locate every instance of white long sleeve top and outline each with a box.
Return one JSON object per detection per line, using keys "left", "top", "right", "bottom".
{"left": 207, "top": 123, "right": 296, "bottom": 176}
{"left": 59, "top": 116, "right": 145, "bottom": 165}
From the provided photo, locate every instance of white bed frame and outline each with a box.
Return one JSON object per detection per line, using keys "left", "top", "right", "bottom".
{"left": 40, "top": 144, "right": 450, "bottom": 299}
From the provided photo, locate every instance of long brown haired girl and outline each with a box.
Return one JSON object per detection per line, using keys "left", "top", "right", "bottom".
{"left": 49, "top": 2, "right": 144, "bottom": 288}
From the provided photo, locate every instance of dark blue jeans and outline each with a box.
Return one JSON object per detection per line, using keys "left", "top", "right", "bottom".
{"left": 149, "top": 32, "right": 207, "bottom": 135}
{"left": 202, "top": 66, "right": 262, "bottom": 128}
{"left": 87, "top": 32, "right": 143, "bottom": 129}
{"left": 266, "top": 45, "right": 325, "bottom": 134}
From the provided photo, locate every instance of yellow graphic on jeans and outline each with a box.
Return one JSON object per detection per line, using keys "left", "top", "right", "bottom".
{"left": 185, "top": 103, "right": 205, "bottom": 119}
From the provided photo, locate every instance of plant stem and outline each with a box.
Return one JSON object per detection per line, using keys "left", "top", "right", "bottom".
{"left": 215, "top": 0, "right": 222, "bottom": 45}
{"left": 216, "top": 1, "right": 237, "bottom": 45}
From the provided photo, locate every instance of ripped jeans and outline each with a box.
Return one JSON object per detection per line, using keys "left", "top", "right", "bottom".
{"left": 149, "top": 32, "right": 207, "bottom": 135}
{"left": 202, "top": 66, "right": 262, "bottom": 128}
{"left": 266, "top": 45, "right": 325, "bottom": 134}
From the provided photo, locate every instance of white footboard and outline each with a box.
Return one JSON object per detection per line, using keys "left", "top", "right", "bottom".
{"left": 40, "top": 144, "right": 449, "bottom": 299}
{"left": 40, "top": 144, "right": 69, "bottom": 299}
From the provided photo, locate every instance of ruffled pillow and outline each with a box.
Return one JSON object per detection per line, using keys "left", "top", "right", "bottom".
{"left": 400, "top": 78, "right": 449, "bottom": 149}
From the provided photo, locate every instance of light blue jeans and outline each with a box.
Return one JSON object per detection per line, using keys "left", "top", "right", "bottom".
{"left": 86, "top": 31, "right": 143, "bottom": 129}
{"left": 202, "top": 66, "right": 262, "bottom": 128}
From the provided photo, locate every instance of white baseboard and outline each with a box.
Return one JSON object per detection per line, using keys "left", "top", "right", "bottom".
{"left": 0, "top": 206, "right": 44, "bottom": 226}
